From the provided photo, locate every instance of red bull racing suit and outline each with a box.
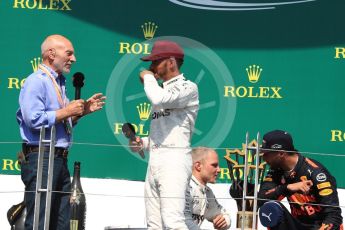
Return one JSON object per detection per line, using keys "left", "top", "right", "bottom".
{"left": 258, "top": 154, "right": 343, "bottom": 230}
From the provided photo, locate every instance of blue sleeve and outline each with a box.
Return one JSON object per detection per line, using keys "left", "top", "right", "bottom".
{"left": 20, "top": 76, "right": 56, "bottom": 129}
{"left": 258, "top": 169, "right": 288, "bottom": 207}
{"left": 311, "top": 168, "right": 342, "bottom": 228}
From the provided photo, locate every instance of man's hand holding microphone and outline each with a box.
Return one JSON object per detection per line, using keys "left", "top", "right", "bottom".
{"left": 122, "top": 123, "right": 145, "bottom": 159}
{"left": 56, "top": 72, "right": 106, "bottom": 123}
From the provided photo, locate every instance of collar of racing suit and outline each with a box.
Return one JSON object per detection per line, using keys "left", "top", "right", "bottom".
{"left": 191, "top": 175, "right": 207, "bottom": 194}
{"left": 163, "top": 74, "right": 185, "bottom": 88}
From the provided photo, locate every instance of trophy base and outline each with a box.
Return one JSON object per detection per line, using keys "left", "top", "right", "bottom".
{"left": 236, "top": 211, "right": 257, "bottom": 230}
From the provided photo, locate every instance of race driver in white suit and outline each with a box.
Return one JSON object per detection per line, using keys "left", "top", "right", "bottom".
{"left": 189, "top": 147, "right": 231, "bottom": 230}
{"left": 130, "top": 40, "right": 200, "bottom": 230}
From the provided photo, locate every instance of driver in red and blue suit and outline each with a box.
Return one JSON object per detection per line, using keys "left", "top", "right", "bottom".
{"left": 258, "top": 130, "right": 343, "bottom": 230}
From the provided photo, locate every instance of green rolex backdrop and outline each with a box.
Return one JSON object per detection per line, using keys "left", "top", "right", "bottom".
{"left": 1, "top": 0, "right": 345, "bottom": 187}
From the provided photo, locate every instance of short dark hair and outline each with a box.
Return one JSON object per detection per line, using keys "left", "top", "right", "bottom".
{"left": 285, "top": 150, "right": 298, "bottom": 156}
{"left": 175, "top": 58, "right": 184, "bottom": 69}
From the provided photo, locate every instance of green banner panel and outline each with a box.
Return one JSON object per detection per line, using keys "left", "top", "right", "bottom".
{"left": 1, "top": 0, "right": 345, "bottom": 187}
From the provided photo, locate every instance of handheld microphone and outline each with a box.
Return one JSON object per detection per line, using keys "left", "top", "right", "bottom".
{"left": 72, "top": 72, "right": 85, "bottom": 100}
{"left": 122, "top": 123, "right": 145, "bottom": 159}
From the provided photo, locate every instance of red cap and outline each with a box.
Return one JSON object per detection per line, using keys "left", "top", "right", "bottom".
{"left": 141, "top": 40, "right": 184, "bottom": 61}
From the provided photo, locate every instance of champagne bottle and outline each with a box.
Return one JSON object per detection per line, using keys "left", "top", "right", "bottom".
{"left": 70, "top": 161, "right": 86, "bottom": 230}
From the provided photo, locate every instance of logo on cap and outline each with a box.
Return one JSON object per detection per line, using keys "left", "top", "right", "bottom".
{"left": 261, "top": 212, "right": 272, "bottom": 222}
{"left": 271, "top": 144, "right": 282, "bottom": 149}
{"left": 262, "top": 130, "right": 296, "bottom": 152}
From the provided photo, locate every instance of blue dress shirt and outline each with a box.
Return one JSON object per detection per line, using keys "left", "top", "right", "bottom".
{"left": 16, "top": 64, "right": 72, "bottom": 148}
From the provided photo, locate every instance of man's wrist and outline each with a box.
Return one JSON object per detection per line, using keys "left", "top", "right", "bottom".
{"left": 278, "top": 184, "right": 289, "bottom": 195}
{"left": 72, "top": 115, "right": 83, "bottom": 125}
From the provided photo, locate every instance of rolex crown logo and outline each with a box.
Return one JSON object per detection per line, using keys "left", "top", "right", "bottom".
{"left": 246, "top": 65, "right": 262, "bottom": 83}
{"left": 30, "top": 57, "right": 42, "bottom": 72}
{"left": 137, "top": 103, "right": 152, "bottom": 121}
{"left": 141, "top": 22, "right": 158, "bottom": 40}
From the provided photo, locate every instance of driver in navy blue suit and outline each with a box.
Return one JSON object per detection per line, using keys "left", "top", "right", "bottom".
{"left": 258, "top": 130, "right": 343, "bottom": 230}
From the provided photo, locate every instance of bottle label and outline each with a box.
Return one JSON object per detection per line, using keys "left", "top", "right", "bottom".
{"left": 70, "top": 188, "right": 82, "bottom": 204}
{"left": 70, "top": 220, "right": 79, "bottom": 230}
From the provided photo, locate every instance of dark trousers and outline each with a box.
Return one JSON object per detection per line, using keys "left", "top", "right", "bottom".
{"left": 270, "top": 206, "right": 312, "bottom": 230}
{"left": 21, "top": 151, "right": 71, "bottom": 230}
{"left": 260, "top": 201, "right": 342, "bottom": 230}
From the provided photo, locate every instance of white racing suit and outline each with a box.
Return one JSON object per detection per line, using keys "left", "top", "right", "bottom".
{"left": 142, "top": 74, "right": 199, "bottom": 230}
{"left": 189, "top": 176, "right": 231, "bottom": 229}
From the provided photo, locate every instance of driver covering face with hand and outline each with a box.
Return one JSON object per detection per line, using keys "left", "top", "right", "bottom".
{"left": 130, "top": 40, "right": 200, "bottom": 230}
